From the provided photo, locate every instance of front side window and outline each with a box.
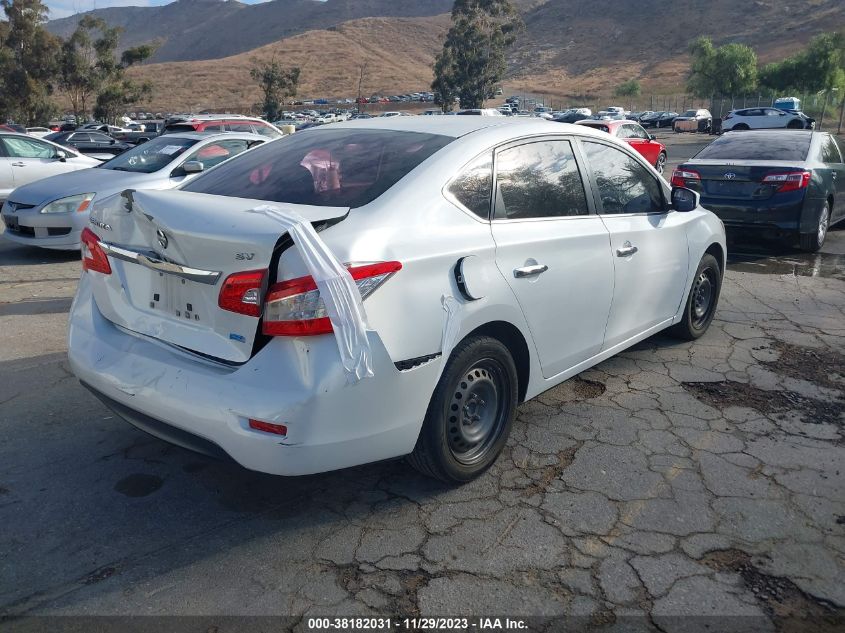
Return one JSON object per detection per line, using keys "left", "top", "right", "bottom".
{"left": 252, "top": 122, "right": 282, "bottom": 138}
{"left": 181, "top": 128, "right": 452, "bottom": 208}
{"left": 494, "top": 140, "right": 588, "bottom": 220}
{"left": 628, "top": 125, "right": 649, "bottom": 140}
{"left": 1, "top": 137, "right": 57, "bottom": 158}
{"left": 446, "top": 153, "right": 492, "bottom": 219}
{"left": 582, "top": 141, "right": 664, "bottom": 214}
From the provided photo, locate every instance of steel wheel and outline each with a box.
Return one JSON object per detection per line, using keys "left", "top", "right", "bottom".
{"left": 691, "top": 268, "right": 717, "bottom": 329}
{"left": 655, "top": 152, "right": 666, "bottom": 175}
{"left": 446, "top": 359, "right": 510, "bottom": 466}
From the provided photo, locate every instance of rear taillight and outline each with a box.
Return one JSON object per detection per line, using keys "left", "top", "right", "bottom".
{"left": 80, "top": 227, "right": 111, "bottom": 275}
{"left": 671, "top": 168, "right": 701, "bottom": 188}
{"left": 263, "top": 261, "right": 402, "bottom": 336}
{"left": 218, "top": 269, "right": 266, "bottom": 317}
{"left": 761, "top": 171, "right": 811, "bottom": 193}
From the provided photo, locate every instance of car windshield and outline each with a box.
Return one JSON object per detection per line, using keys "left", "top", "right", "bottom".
{"left": 681, "top": 110, "right": 697, "bottom": 117}
{"left": 181, "top": 127, "right": 453, "bottom": 208}
{"left": 694, "top": 133, "right": 811, "bottom": 161}
{"left": 580, "top": 123, "right": 610, "bottom": 133}
{"left": 99, "top": 136, "right": 198, "bottom": 173}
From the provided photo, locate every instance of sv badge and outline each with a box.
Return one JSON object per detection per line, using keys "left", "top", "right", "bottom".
{"left": 235, "top": 252, "right": 256, "bottom": 261}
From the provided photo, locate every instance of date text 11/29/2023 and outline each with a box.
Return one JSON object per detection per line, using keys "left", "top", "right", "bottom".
{"left": 307, "top": 617, "right": 529, "bottom": 631}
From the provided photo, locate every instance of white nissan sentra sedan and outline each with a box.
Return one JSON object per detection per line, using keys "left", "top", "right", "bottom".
{"left": 68, "top": 117, "right": 726, "bottom": 483}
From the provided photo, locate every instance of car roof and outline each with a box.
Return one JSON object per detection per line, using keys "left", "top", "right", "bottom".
{"left": 574, "top": 119, "right": 628, "bottom": 129}
{"left": 161, "top": 131, "right": 268, "bottom": 142}
{"left": 330, "top": 116, "right": 556, "bottom": 138}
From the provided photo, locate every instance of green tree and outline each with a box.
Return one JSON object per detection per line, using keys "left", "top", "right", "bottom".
{"left": 58, "top": 16, "right": 113, "bottom": 123}
{"left": 687, "top": 36, "right": 758, "bottom": 98}
{"left": 0, "top": 0, "right": 60, "bottom": 125}
{"left": 431, "top": 0, "right": 522, "bottom": 110}
{"left": 250, "top": 57, "right": 300, "bottom": 121}
{"left": 614, "top": 79, "right": 641, "bottom": 98}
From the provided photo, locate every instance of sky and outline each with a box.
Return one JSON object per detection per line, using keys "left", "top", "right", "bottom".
{"left": 45, "top": 0, "right": 278, "bottom": 20}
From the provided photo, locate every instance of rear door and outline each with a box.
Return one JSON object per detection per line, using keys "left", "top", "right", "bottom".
{"left": 579, "top": 139, "right": 690, "bottom": 349}
{"left": 820, "top": 134, "right": 845, "bottom": 222}
{"left": 490, "top": 137, "right": 614, "bottom": 378}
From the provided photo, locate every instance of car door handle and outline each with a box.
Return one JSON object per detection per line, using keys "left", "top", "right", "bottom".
{"left": 11, "top": 162, "right": 25, "bottom": 167}
{"left": 513, "top": 264, "right": 548, "bottom": 278}
{"left": 616, "top": 242, "right": 639, "bottom": 257}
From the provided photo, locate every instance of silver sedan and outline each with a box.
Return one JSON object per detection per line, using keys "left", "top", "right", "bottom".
{"left": 1, "top": 131, "right": 268, "bottom": 250}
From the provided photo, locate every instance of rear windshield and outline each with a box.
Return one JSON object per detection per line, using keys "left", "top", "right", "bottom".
{"left": 694, "top": 133, "right": 811, "bottom": 161}
{"left": 579, "top": 123, "right": 610, "bottom": 133}
{"left": 181, "top": 128, "right": 453, "bottom": 207}
{"left": 164, "top": 124, "right": 196, "bottom": 134}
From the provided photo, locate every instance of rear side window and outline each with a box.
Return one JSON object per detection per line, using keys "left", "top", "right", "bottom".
{"left": 446, "top": 153, "right": 492, "bottom": 219}
{"left": 181, "top": 128, "right": 452, "bottom": 208}
{"left": 820, "top": 135, "right": 843, "bottom": 163}
{"left": 582, "top": 141, "right": 664, "bottom": 214}
{"left": 696, "top": 133, "right": 811, "bottom": 161}
{"left": 251, "top": 122, "right": 282, "bottom": 139}
{"left": 494, "top": 140, "right": 588, "bottom": 219}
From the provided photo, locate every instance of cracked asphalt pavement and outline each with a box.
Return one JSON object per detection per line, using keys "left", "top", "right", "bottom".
{"left": 1, "top": 132, "right": 844, "bottom": 631}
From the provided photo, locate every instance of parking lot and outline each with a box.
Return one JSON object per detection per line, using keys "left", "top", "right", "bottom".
{"left": 1, "top": 130, "right": 843, "bottom": 630}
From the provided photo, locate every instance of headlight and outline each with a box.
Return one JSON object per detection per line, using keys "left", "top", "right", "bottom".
{"left": 40, "top": 193, "right": 95, "bottom": 214}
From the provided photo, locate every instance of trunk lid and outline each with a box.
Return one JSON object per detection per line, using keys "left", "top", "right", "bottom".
{"left": 685, "top": 160, "right": 809, "bottom": 200}
{"left": 88, "top": 189, "right": 348, "bottom": 363}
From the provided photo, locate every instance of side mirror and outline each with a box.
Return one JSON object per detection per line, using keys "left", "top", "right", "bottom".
{"left": 55, "top": 149, "right": 68, "bottom": 162}
{"left": 671, "top": 186, "right": 699, "bottom": 213}
{"left": 182, "top": 161, "right": 204, "bottom": 174}
{"left": 648, "top": 133, "right": 656, "bottom": 141}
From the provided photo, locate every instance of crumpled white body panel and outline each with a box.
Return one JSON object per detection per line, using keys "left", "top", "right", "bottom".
{"left": 247, "top": 205, "right": 373, "bottom": 383}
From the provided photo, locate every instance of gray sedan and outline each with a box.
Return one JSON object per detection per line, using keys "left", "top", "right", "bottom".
{"left": 1, "top": 132, "right": 267, "bottom": 250}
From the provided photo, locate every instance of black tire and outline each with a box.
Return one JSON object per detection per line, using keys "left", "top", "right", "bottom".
{"left": 787, "top": 119, "right": 803, "bottom": 130}
{"left": 799, "top": 201, "right": 830, "bottom": 252}
{"left": 408, "top": 336, "right": 517, "bottom": 483}
{"left": 733, "top": 123, "right": 749, "bottom": 131}
{"left": 670, "top": 254, "right": 721, "bottom": 341}
{"left": 655, "top": 151, "right": 667, "bottom": 175}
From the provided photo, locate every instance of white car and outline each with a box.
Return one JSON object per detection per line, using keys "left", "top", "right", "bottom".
{"left": 0, "top": 132, "right": 99, "bottom": 203}
{"left": 2, "top": 132, "right": 266, "bottom": 250}
{"left": 721, "top": 107, "right": 811, "bottom": 131}
{"left": 25, "top": 127, "right": 53, "bottom": 138}
{"left": 68, "top": 117, "right": 725, "bottom": 483}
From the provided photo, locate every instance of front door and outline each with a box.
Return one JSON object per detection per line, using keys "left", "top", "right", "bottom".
{"left": 490, "top": 138, "right": 614, "bottom": 378}
{"left": 0, "top": 136, "right": 70, "bottom": 189}
{"left": 578, "top": 139, "right": 691, "bottom": 349}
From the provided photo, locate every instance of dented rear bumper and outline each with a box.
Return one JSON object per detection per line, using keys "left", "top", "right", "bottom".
{"left": 68, "top": 274, "right": 440, "bottom": 476}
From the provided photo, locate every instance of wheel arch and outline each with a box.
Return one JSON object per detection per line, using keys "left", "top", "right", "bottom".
{"left": 463, "top": 320, "right": 531, "bottom": 403}
{"left": 704, "top": 242, "right": 725, "bottom": 277}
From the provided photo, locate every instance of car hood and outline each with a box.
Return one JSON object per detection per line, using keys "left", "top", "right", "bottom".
{"left": 8, "top": 168, "right": 166, "bottom": 206}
